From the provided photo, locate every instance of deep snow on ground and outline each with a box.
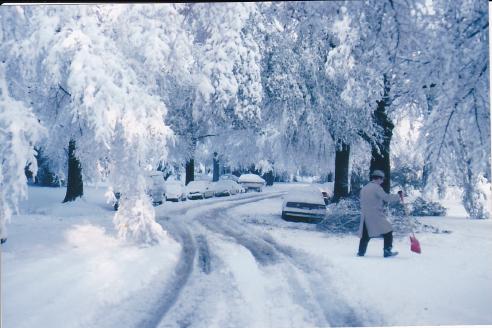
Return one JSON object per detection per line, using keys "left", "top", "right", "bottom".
{"left": 235, "top": 197, "right": 492, "bottom": 326}
{"left": 1, "top": 186, "right": 181, "bottom": 328}
{"left": 1, "top": 183, "right": 491, "bottom": 327}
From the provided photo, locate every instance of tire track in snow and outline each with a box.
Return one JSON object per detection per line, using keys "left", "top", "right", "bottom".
{"left": 197, "top": 208, "right": 377, "bottom": 327}
{"left": 259, "top": 233, "right": 369, "bottom": 327}
{"left": 195, "top": 235, "right": 211, "bottom": 274}
{"left": 141, "top": 192, "right": 285, "bottom": 328}
{"left": 135, "top": 219, "right": 197, "bottom": 328}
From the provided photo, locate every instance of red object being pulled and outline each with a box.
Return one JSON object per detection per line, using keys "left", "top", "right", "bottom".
{"left": 410, "top": 233, "right": 421, "bottom": 254}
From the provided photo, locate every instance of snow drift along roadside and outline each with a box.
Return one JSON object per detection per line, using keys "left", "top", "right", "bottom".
{"left": 1, "top": 186, "right": 181, "bottom": 328}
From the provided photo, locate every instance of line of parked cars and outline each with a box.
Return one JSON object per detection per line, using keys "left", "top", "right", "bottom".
{"left": 113, "top": 172, "right": 266, "bottom": 210}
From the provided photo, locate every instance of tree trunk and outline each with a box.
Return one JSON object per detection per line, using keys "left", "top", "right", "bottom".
{"left": 185, "top": 158, "right": 194, "bottom": 185}
{"left": 264, "top": 170, "right": 274, "bottom": 186}
{"left": 421, "top": 83, "right": 436, "bottom": 191}
{"left": 63, "top": 139, "right": 83, "bottom": 202}
{"left": 213, "top": 152, "right": 219, "bottom": 182}
{"left": 333, "top": 142, "right": 350, "bottom": 202}
{"left": 369, "top": 75, "right": 394, "bottom": 193}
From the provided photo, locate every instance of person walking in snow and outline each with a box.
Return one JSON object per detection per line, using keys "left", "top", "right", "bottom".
{"left": 357, "top": 170, "right": 403, "bottom": 258}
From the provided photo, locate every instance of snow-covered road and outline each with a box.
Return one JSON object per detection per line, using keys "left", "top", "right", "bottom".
{"left": 136, "top": 191, "right": 376, "bottom": 328}
{"left": 3, "top": 185, "right": 492, "bottom": 328}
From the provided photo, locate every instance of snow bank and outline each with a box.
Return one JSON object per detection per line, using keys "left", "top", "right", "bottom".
{"left": 2, "top": 186, "right": 181, "bottom": 328}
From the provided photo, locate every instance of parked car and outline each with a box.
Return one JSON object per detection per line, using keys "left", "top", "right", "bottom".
{"left": 186, "top": 180, "right": 214, "bottom": 200}
{"left": 113, "top": 171, "right": 166, "bottom": 210}
{"left": 213, "top": 179, "right": 242, "bottom": 197}
{"left": 281, "top": 188, "right": 327, "bottom": 223}
{"left": 165, "top": 180, "right": 187, "bottom": 202}
{"left": 146, "top": 171, "right": 166, "bottom": 205}
{"left": 238, "top": 173, "right": 265, "bottom": 192}
{"left": 219, "top": 174, "right": 239, "bottom": 183}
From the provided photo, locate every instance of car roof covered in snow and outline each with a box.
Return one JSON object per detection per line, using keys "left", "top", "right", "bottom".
{"left": 284, "top": 188, "right": 325, "bottom": 205}
{"left": 238, "top": 174, "right": 265, "bottom": 183}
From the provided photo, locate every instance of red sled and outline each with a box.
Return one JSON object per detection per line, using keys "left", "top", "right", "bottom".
{"left": 410, "top": 233, "right": 421, "bottom": 254}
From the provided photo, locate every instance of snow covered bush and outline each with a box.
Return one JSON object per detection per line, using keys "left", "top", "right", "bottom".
{"left": 319, "top": 197, "right": 360, "bottom": 234}
{"left": 410, "top": 197, "right": 447, "bottom": 217}
{"left": 31, "top": 147, "right": 62, "bottom": 187}
{"left": 0, "top": 64, "right": 45, "bottom": 240}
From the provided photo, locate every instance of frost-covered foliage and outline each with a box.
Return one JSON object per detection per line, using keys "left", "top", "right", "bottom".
{"left": 323, "top": 4, "right": 383, "bottom": 146}
{"left": 415, "top": 0, "right": 490, "bottom": 219}
{"left": 320, "top": 197, "right": 360, "bottom": 234}
{"left": 0, "top": 0, "right": 490, "bottom": 246}
{"left": 162, "top": 3, "right": 264, "bottom": 171}
{"left": 191, "top": 3, "right": 263, "bottom": 123}
{"left": 319, "top": 194, "right": 449, "bottom": 236}
{"left": 410, "top": 197, "right": 447, "bottom": 217}
{"left": 0, "top": 64, "right": 45, "bottom": 239}
{"left": 1, "top": 5, "right": 173, "bottom": 244}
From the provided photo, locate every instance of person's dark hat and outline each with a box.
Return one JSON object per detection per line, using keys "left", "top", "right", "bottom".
{"left": 371, "top": 170, "right": 385, "bottom": 178}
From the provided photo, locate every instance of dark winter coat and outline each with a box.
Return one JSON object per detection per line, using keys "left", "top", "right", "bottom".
{"left": 358, "top": 181, "right": 400, "bottom": 238}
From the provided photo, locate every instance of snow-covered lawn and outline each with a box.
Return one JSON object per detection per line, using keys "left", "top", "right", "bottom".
{"left": 247, "top": 202, "right": 492, "bottom": 326}
{"left": 2, "top": 184, "right": 491, "bottom": 327}
{"left": 1, "top": 186, "right": 181, "bottom": 328}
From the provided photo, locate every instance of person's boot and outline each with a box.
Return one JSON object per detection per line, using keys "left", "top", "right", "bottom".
{"left": 357, "top": 252, "right": 365, "bottom": 257}
{"left": 384, "top": 248, "right": 398, "bottom": 258}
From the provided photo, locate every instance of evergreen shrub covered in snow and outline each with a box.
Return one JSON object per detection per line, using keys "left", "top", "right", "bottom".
{"left": 318, "top": 197, "right": 360, "bottom": 234}
{"left": 318, "top": 196, "right": 449, "bottom": 236}
{"left": 410, "top": 197, "right": 447, "bottom": 217}
{"left": 32, "top": 147, "right": 62, "bottom": 187}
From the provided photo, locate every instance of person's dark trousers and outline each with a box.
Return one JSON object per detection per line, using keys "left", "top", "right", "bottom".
{"left": 358, "top": 222, "right": 394, "bottom": 255}
{"left": 358, "top": 223, "right": 370, "bottom": 256}
{"left": 382, "top": 230, "right": 393, "bottom": 251}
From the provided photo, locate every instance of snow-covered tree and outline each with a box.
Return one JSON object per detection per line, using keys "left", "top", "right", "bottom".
{"left": 163, "top": 3, "right": 264, "bottom": 184}
{"left": 2, "top": 5, "right": 175, "bottom": 244}
{"left": 418, "top": 0, "right": 490, "bottom": 219}
{"left": 0, "top": 63, "right": 45, "bottom": 241}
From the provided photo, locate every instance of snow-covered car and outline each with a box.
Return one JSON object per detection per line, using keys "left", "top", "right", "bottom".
{"left": 186, "top": 180, "right": 214, "bottom": 200}
{"left": 219, "top": 174, "right": 239, "bottom": 183}
{"left": 113, "top": 171, "right": 166, "bottom": 210}
{"left": 165, "top": 180, "right": 187, "bottom": 202}
{"left": 146, "top": 171, "right": 166, "bottom": 204}
{"left": 213, "top": 179, "right": 242, "bottom": 197}
{"left": 238, "top": 173, "right": 265, "bottom": 192}
{"left": 281, "top": 188, "right": 327, "bottom": 223}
